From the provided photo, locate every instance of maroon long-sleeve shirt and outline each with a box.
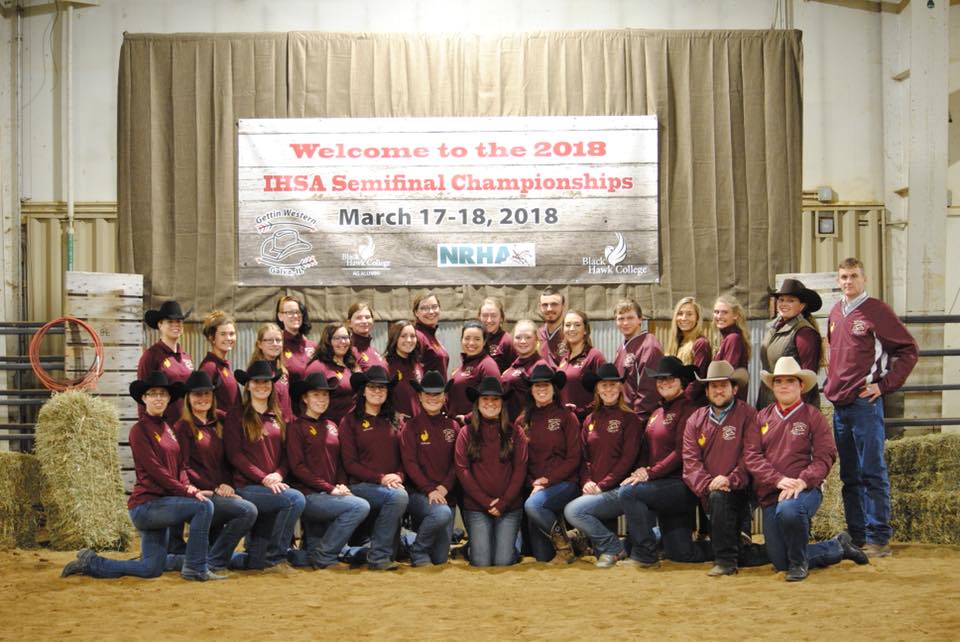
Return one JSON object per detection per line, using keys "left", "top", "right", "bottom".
{"left": 388, "top": 354, "right": 424, "bottom": 419}
{"left": 579, "top": 405, "right": 641, "bottom": 491}
{"left": 339, "top": 413, "right": 404, "bottom": 484}
{"left": 614, "top": 332, "right": 664, "bottom": 424}
{"left": 128, "top": 414, "right": 192, "bottom": 509}
{"left": 173, "top": 410, "right": 232, "bottom": 491}
{"left": 485, "top": 328, "right": 517, "bottom": 373}
{"left": 275, "top": 374, "right": 294, "bottom": 425}
{"left": 558, "top": 347, "right": 606, "bottom": 420}
{"left": 416, "top": 322, "right": 449, "bottom": 376}
{"left": 519, "top": 403, "right": 581, "bottom": 486}
{"left": 715, "top": 327, "right": 748, "bottom": 401}
{"left": 199, "top": 352, "right": 241, "bottom": 418}
{"left": 681, "top": 400, "right": 755, "bottom": 498}
{"left": 281, "top": 331, "right": 317, "bottom": 381}
{"left": 304, "top": 359, "right": 356, "bottom": 426}
{"left": 448, "top": 352, "right": 501, "bottom": 417}
{"left": 137, "top": 341, "right": 194, "bottom": 424}
{"left": 351, "top": 333, "right": 387, "bottom": 372}
{"left": 500, "top": 353, "right": 546, "bottom": 420}
{"left": 455, "top": 418, "right": 528, "bottom": 513}
{"left": 286, "top": 414, "right": 346, "bottom": 494}
{"left": 223, "top": 410, "right": 288, "bottom": 487}
{"left": 641, "top": 395, "right": 697, "bottom": 480}
{"left": 824, "top": 296, "right": 919, "bottom": 406}
{"left": 683, "top": 336, "right": 713, "bottom": 406}
{"left": 537, "top": 323, "right": 566, "bottom": 367}
{"left": 744, "top": 401, "right": 837, "bottom": 507}
{"left": 400, "top": 412, "right": 460, "bottom": 495}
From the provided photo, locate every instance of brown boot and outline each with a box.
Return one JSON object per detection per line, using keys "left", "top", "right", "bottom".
{"left": 549, "top": 522, "right": 576, "bottom": 564}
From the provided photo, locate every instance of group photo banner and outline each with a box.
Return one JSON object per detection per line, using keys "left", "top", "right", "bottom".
{"left": 237, "top": 115, "right": 660, "bottom": 287}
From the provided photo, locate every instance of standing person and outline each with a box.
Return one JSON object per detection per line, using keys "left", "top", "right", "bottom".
{"left": 613, "top": 298, "right": 664, "bottom": 426}
{"left": 198, "top": 310, "right": 241, "bottom": 419}
{"left": 448, "top": 320, "right": 501, "bottom": 418}
{"left": 384, "top": 319, "right": 424, "bottom": 422}
{"left": 744, "top": 357, "right": 869, "bottom": 582}
{"left": 518, "top": 365, "right": 581, "bottom": 563}
{"left": 286, "top": 372, "right": 370, "bottom": 570}
{"left": 225, "top": 361, "right": 306, "bottom": 570}
{"left": 681, "top": 361, "right": 763, "bottom": 576}
{"left": 174, "top": 371, "right": 258, "bottom": 572}
{"left": 501, "top": 319, "right": 546, "bottom": 421}
{"left": 348, "top": 301, "right": 387, "bottom": 372}
{"left": 138, "top": 300, "right": 194, "bottom": 423}
{"left": 619, "top": 357, "right": 706, "bottom": 567}
{"left": 249, "top": 323, "right": 293, "bottom": 424}
{"left": 479, "top": 297, "right": 517, "bottom": 372}
{"left": 824, "top": 257, "right": 918, "bottom": 558}
{"left": 713, "top": 294, "right": 752, "bottom": 402}
{"left": 339, "top": 366, "right": 409, "bottom": 571}
{"left": 304, "top": 323, "right": 359, "bottom": 426}
{"left": 556, "top": 310, "right": 606, "bottom": 420}
{"left": 665, "top": 297, "right": 712, "bottom": 404}
{"left": 400, "top": 371, "right": 459, "bottom": 567}
{"left": 413, "top": 292, "right": 449, "bottom": 376}
{"left": 536, "top": 287, "right": 567, "bottom": 367}
{"left": 563, "top": 364, "right": 641, "bottom": 568}
{"left": 275, "top": 294, "right": 316, "bottom": 380}
{"left": 455, "top": 377, "right": 528, "bottom": 567}
{"left": 759, "top": 279, "right": 824, "bottom": 408}
{"left": 62, "top": 372, "right": 220, "bottom": 581}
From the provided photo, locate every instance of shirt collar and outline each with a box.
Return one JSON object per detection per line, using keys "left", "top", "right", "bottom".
{"left": 842, "top": 292, "right": 869, "bottom": 316}
{"left": 709, "top": 399, "right": 736, "bottom": 425}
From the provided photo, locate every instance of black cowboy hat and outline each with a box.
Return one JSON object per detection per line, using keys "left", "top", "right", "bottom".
{"left": 235, "top": 360, "right": 281, "bottom": 386}
{"left": 129, "top": 371, "right": 184, "bottom": 405}
{"left": 526, "top": 363, "right": 567, "bottom": 389}
{"left": 644, "top": 356, "right": 697, "bottom": 386}
{"left": 770, "top": 278, "right": 822, "bottom": 314}
{"left": 290, "top": 371, "right": 338, "bottom": 409}
{"left": 143, "top": 300, "right": 188, "bottom": 329}
{"left": 183, "top": 370, "right": 216, "bottom": 393}
{"left": 350, "top": 365, "right": 395, "bottom": 392}
{"left": 411, "top": 370, "right": 451, "bottom": 394}
{"left": 582, "top": 363, "right": 625, "bottom": 393}
{"left": 466, "top": 376, "right": 507, "bottom": 402}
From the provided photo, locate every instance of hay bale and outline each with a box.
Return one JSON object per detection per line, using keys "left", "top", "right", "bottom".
{"left": 891, "top": 491, "right": 960, "bottom": 545}
{"left": 811, "top": 465, "right": 846, "bottom": 540}
{"left": 886, "top": 433, "right": 960, "bottom": 493}
{"left": 0, "top": 452, "right": 44, "bottom": 548}
{"left": 34, "top": 390, "right": 133, "bottom": 551}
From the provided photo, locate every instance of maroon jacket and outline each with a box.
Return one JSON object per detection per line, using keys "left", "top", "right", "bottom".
{"left": 537, "top": 323, "right": 566, "bottom": 367}
{"left": 388, "top": 354, "right": 424, "bottom": 419}
{"left": 415, "top": 321, "right": 449, "bottom": 376}
{"left": 281, "top": 331, "right": 317, "bottom": 381}
{"left": 485, "top": 328, "right": 517, "bottom": 373}
{"left": 400, "top": 412, "right": 460, "bottom": 495}
{"left": 715, "top": 327, "right": 748, "bottom": 401}
{"left": 455, "top": 418, "right": 528, "bottom": 513}
{"left": 137, "top": 341, "right": 194, "bottom": 423}
{"left": 641, "top": 395, "right": 697, "bottom": 480}
{"left": 128, "top": 414, "right": 192, "bottom": 509}
{"left": 448, "top": 352, "right": 501, "bottom": 417}
{"left": 683, "top": 336, "right": 713, "bottom": 406}
{"left": 518, "top": 403, "right": 581, "bottom": 486}
{"left": 173, "top": 410, "right": 232, "bottom": 491}
{"left": 681, "top": 400, "right": 755, "bottom": 498}
{"left": 501, "top": 353, "right": 545, "bottom": 421}
{"left": 614, "top": 332, "right": 664, "bottom": 424}
{"left": 744, "top": 402, "right": 837, "bottom": 508}
{"left": 824, "top": 296, "right": 919, "bottom": 406}
{"left": 559, "top": 347, "right": 606, "bottom": 420}
{"left": 275, "top": 374, "right": 294, "bottom": 425}
{"left": 579, "top": 405, "right": 641, "bottom": 490}
{"left": 351, "top": 333, "right": 387, "bottom": 372}
{"left": 223, "top": 410, "right": 288, "bottom": 487}
{"left": 304, "top": 359, "right": 356, "bottom": 426}
{"left": 287, "top": 414, "right": 346, "bottom": 494}
{"left": 199, "top": 352, "right": 241, "bottom": 419}
{"left": 339, "top": 413, "right": 404, "bottom": 484}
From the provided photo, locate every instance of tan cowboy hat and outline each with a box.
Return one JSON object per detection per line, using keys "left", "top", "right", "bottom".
{"left": 760, "top": 357, "right": 817, "bottom": 394}
{"left": 695, "top": 360, "right": 749, "bottom": 388}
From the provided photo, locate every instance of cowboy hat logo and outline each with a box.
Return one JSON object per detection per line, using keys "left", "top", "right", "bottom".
{"left": 260, "top": 228, "right": 312, "bottom": 263}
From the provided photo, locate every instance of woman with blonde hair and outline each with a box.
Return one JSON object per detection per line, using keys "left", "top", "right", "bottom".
{"left": 478, "top": 297, "right": 516, "bottom": 372}
{"left": 501, "top": 319, "right": 545, "bottom": 420}
{"left": 665, "top": 297, "right": 712, "bottom": 404}
{"left": 713, "top": 294, "right": 752, "bottom": 402}
{"left": 198, "top": 310, "right": 241, "bottom": 418}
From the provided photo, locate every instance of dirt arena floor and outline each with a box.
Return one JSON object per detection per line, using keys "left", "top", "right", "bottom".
{"left": 1, "top": 543, "right": 958, "bottom": 642}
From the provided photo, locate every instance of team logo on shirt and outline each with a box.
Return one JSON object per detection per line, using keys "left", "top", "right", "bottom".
{"left": 790, "top": 422, "right": 808, "bottom": 437}
{"left": 623, "top": 354, "right": 636, "bottom": 368}
{"left": 664, "top": 412, "right": 676, "bottom": 425}
{"left": 721, "top": 426, "right": 737, "bottom": 441}
{"left": 361, "top": 353, "right": 370, "bottom": 362}
{"left": 606, "top": 420, "right": 621, "bottom": 434}
{"left": 162, "top": 358, "right": 171, "bottom": 369}
{"left": 361, "top": 419, "right": 372, "bottom": 430}
{"left": 284, "top": 350, "right": 293, "bottom": 359}
{"left": 488, "top": 344, "right": 500, "bottom": 356}
{"left": 335, "top": 371, "right": 343, "bottom": 379}
{"left": 587, "top": 423, "right": 595, "bottom": 432}
{"left": 309, "top": 426, "right": 318, "bottom": 436}
{"left": 184, "top": 358, "right": 194, "bottom": 370}
{"left": 443, "top": 428, "right": 456, "bottom": 443}
{"left": 327, "top": 424, "right": 338, "bottom": 437}
{"left": 396, "top": 371, "right": 403, "bottom": 381}
{"left": 697, "top": 433, "right": 706, "bottom": 447}
{"left": 851, "top": 320, "right": 868, "bottom": 336}
{"left": 221, "top": 367, "right": 230, "bottom": 379}
{"left": 420, "top": 430, "right": 430, "bottom": 443}
{"left": 761, "top": 423, "right": 769, "bottom": 435}
{"left": 197, "top": 431, "right": 204, "bottom": 441}
{"left": 547, "top": 418, "right": 562, "bottom": 432}
{"left": 153, "top": 432, "right": 162, "bottom": 442}
{"left": 305, "top": 346, "right": 315, "bottom": 358}
{"left": 462, "top": 367, "right": 473, "bottom": 376}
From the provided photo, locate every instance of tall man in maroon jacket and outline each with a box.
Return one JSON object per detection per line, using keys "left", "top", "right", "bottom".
{"left": 613, "top": 298, "right": 663, "bottom": 426}
{"left": 537, "top": 287, "right": 567, "bottom": 367}
{"left": 825, "top": 258, "right": 918, "bottom": 558}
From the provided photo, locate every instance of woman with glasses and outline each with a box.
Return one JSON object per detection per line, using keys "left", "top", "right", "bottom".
{"left": 248, "top": 323, "right": 294, "bottom": 423}
{"left": 305, "top": 323, "right": 359, "bottom": 426}
{"left": 275, "top": 295, "right": 316, "bottom": 380}
{"left": 413, "top": 292, "right": 449, "bottom": 376}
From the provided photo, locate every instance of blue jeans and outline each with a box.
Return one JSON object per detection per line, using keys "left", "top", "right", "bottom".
{"left": 236, "top": 485, "right": 306, "bottom": 569}
{"left": 620, "top": 477, "right": 706, "bottom": 564}
{"left": 834, "top": 396, "right": 892, "bottom": 545}
{"left": 463, "top": 509, "right": 522, "bottom": 567}
{"left": 523, "top": 481, "right": 580, "bottom": 561}
{"left": 406, "top": 492, "right": 455, "bottom": 565}
{"left": 87, "top": 496, "right": 214, "bottom": 579}
{"left": 350, "top": 483, "right": 409, "bottom": 565}
{"left": 289, "top": 492, "right": 370, "bottom": 567}
{"left": 762, "top": 489, "right": 842, "bottom": 571}
{"left": 563, "top": 489, "right": 624, "bottom": 557}
{"left": 208, "top": 494, "right": 258, "bottom": 569}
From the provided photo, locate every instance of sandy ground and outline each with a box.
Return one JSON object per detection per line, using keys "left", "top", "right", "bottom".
{"left": 2, "top": 544, "right": 959, "bottom": 642}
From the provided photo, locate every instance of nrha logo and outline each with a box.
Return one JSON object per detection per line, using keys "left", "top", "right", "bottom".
{"left": 437, "top": 243, "right": 536, "bottom": 267}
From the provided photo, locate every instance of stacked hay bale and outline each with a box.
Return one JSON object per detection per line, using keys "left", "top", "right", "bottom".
{"left": 34, "top": 390, "right": 133, "bottom": 551}
{"left": 0, "top": 452, "right": 44, "bottom": 548}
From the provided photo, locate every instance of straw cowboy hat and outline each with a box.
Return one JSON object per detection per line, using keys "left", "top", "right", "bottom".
{"left": 760, "top": 356, "right": 817, "bottom": 393}
{"left": 771, "top": 278, "right": 822, "bottom": 314}
{"left": 695, "top": 360, "right": 749, "bottom": 389}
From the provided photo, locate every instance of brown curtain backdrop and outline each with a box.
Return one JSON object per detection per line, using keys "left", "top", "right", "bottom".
{"left": 118, "top": 29, "right": 802, "bottom": 322}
